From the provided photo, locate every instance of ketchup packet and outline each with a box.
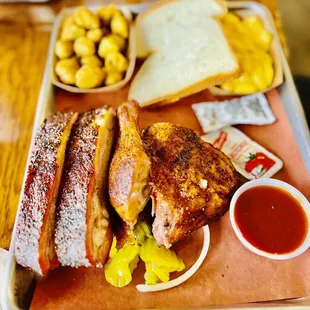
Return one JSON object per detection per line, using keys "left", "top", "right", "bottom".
{"left": 192, "top": 93, "right": 276, "bottom": 133}
{"left": 201, "top": 126, "right": 283, "bottom": 179}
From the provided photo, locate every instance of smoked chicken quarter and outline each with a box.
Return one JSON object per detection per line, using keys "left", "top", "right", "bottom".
{"left": 142, "top": 123, "right": 239, "bottom": 248}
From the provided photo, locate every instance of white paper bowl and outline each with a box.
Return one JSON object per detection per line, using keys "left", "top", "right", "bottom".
{"left": 230, "top": 179, "right": 310, "bottom": 260}
{"left": 209, "top": 9, "right": 283, "bottom": 96}
{"left": 51, "top": 6, "right": 136, "bottom": 93}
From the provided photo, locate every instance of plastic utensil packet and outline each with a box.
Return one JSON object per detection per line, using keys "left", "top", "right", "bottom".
{"left": 201, "top": 126, "right": 283, "bottom": 179}
{"left": 192, "top": 93, "right": 276, "bottom": 133}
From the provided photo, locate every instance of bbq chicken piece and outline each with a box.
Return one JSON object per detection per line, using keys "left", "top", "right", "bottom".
{"left": 109, "top": 101, "right": 151, "bottom": 239}
{"left": 142, "top": 123, "right": 239, "bottom": 248}
{"left": 15, "top": 112, "right": 78, "bottom": 276}
{"left": 55, "top": 107, "right": 116, "bottom": 268}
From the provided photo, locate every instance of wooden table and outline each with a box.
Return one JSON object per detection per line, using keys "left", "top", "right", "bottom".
{"left": 0, "top": 0, "right": 283, "bottom": 250}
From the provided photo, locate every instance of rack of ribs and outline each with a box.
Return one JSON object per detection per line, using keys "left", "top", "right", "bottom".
{"left": 55, "top": 107, "right": 116, "bottom": 268}
{"left": 15, "top": 112, "right": 78, "bottom": 276}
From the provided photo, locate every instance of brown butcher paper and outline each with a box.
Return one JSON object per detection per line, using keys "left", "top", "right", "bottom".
{"left": 31, "top": 88, "right": 310, "bottom": 309}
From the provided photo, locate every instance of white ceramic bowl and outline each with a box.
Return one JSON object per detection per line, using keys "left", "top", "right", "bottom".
{"left": 230, "top": 179, "right": 310, "bottom": 260}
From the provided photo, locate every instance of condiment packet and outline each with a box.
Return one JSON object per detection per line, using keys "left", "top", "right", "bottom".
{"left": 201, "top": 126, "right": 283, "bottom": 179}
{"left": 192, "top": 93, "right": 276, "bottom": 133}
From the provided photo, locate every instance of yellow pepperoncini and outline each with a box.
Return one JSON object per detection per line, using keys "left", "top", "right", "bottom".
{"left": 104, "top": 240, "right": 140, "bottom": 288}
{"left": 104, "top": 221, "right": 185, "bottom": 287}
{"left": 134, "top": 221, "right": 153, "bottom": 245}
{"left": 220, "top": 13, "right": 274, "bottom": 94}
{"left": 140, "top": 238, "right": 185, "bottom": 285}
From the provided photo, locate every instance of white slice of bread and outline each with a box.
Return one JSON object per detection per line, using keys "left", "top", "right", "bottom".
{"left": 128, "top": 0, "right": 240, "bottom": 108}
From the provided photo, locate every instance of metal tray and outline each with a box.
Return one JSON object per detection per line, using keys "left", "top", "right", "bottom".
{"left": 1, "top": 2, "right": 310, "bottom": 310}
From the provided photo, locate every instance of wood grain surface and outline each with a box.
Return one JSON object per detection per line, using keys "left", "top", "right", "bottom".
{"left": 0, "top": 0, "right": 283, "bottom": 250}
{"left": 0, "top": 25, "right": 50, "bottom": 249}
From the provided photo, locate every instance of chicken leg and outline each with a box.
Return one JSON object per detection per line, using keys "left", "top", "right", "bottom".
{"left": 109, "top": 101, "right": 151, "bottom": 240}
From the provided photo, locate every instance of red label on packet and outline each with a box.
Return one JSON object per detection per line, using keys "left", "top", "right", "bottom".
{"left": 202, "top": 127, "right": 283, "bottom": 179}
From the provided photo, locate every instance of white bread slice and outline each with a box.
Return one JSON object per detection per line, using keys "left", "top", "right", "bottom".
{"left": 128, "top": 0, "right": 240, "bottom": 108}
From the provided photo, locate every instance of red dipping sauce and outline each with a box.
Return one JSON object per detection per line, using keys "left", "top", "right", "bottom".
{"left": 235, "top": 186, "right": 309, "bottom": 254}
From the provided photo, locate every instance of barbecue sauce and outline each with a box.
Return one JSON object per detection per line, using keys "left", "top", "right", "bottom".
{"left": 235, "top": 186, "right": 308, "bottom": 254}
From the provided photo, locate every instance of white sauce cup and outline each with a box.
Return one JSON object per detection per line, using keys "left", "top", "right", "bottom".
{"left": 229, "top": 178, "right": 310, "bottom": 260}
